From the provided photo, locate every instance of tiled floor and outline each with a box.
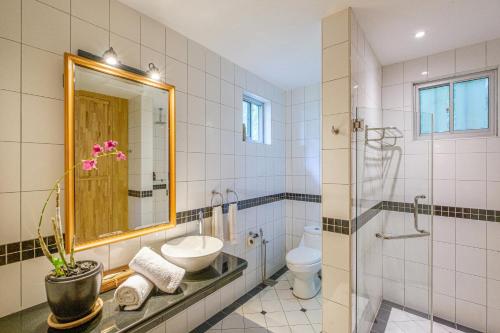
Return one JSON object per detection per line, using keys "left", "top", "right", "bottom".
{"left": 192, "top": 269, "right": 322, "bottom": 333}
{"left": 371, "top": 301, "right": 479, "bottom": 333}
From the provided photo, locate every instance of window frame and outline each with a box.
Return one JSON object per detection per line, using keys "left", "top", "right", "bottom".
{"left": 243, "top": 94, "right": 265, "bottom": 144}
{"left": 414, "top": 69, "right": 497, "bottom": 140}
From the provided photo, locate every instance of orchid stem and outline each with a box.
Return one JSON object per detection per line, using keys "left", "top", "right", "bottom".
{"left": 37, "top": 151, "right": 120, "bottom": 273}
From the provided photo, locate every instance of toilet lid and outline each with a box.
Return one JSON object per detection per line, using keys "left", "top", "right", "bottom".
{"left": 286, "top": 247, "right": 321, "bottom": 265}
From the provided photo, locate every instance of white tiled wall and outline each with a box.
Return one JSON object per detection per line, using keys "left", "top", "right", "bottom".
{"left": 381, "top": 38, "right": 500, "bottom": 332}
{"left": 349, "top": 11, "right": 384, "bottom": 333}
{"left": 321, "top": 8, "right": 352, "bottom": 333}
{"left": 284, "top": 85, "right": 322, "bottom": 251}
{"left": 0, "top": 0, "right": 287, "bottom": 319}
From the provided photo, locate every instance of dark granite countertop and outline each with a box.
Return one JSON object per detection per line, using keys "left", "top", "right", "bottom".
{"left": 0, "top": 252, "right": 247, "bottom": 333}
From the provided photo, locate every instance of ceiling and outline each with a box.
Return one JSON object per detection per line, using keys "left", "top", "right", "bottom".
{"left": 119, "top": 0, "right": 500, "bottom": 90}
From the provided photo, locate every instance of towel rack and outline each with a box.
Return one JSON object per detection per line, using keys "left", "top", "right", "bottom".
{"left": 365, "top": 126, "right": 403, "bottom": 147}
{"left": 226, "top": 188, "right": 239, "bottom": 203}
{"left": 211, "top": 190, "right": 224, "bottom": 208}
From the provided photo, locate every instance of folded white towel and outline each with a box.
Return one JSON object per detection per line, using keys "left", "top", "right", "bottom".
{"left": 228, "top": 203, "right": 238, "bottom": 244}
{"left": 129, "top": 247, "right": 185, "bottom": 294}
{"left": 212, "top": 205, "right": 224, "bottom": 240}
{"left": 114, "top": 274, "right": 154, "bottom": 311}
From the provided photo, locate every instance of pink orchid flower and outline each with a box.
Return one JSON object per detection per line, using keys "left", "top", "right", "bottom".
{"left": 92, "top": 144, "right": 104, "bottom": 157}
{"left": 116, "top": 151, "right": 127, "bottom": 161}
{"left": 82, "top": 159, "right": 97, "bottom": 171}
{"left": 104, "top": 140, "right": 118, "bottom": 152}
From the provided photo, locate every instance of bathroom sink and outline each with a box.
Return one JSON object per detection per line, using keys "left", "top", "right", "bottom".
{"left": 161, "top": 236, "right": 223, "bottom": 272}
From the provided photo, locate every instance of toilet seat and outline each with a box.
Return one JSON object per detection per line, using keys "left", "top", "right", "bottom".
{"left": 287, "top": 261, "right": 321, "bottom": 273}
{"left": 286, "top": 247, "right": 321, "bottom": 265}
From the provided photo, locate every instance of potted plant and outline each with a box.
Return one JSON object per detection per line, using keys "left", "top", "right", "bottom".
{"left": 39, "top": 140, "right": 126, "bottom": 323}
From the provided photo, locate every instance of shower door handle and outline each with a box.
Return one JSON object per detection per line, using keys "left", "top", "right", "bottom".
{"left": 413, "top": 194, "right": 427, "bottom": 233}
{"left": 375, "top": 194, "right": 431, "bottom": 240}
{"left": 375, "top": 230, "right": 430, "bottom": 240}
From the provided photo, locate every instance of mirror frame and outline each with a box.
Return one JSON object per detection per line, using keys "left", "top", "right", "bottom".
{"left": 64, "top": 53, "right": 176, "bottom": 252}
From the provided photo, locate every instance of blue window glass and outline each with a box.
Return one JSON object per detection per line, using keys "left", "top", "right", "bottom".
{"left": 242, "top": 96, "right": 264, "bottom": 143}
{"left": 453, "top": 77, "right": 489, "bottom": 131}
{"left": 243, "top": 100, "right": 250, "bottom": 136}
{"left": 419, "top": 84, "right": 450, "bottom": 134}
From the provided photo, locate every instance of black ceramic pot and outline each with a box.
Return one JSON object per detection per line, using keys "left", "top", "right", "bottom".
{"left": 45, "top": 260, "right": 103, "bottom": 323}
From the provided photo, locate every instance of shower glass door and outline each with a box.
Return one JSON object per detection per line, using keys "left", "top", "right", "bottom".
{"left": 353, "top": 108, "right": 435, "bottom": 333}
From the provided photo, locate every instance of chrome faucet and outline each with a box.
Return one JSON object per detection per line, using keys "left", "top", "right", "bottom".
{"left": 413, "top": 194, "right": 426, "bottom": 232}
{"left": 197, "top": 210, "right": 204, "bottom": 235}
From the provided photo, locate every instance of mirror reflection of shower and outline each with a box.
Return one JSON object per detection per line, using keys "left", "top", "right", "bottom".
{"left": 152, "top": 105, "right": 169, "bottom": 225}
{"left": 154, "top": 107, "right": 167, "bottom": 126}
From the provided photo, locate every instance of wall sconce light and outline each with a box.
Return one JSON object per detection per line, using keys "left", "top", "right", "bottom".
{"left": 102, "top": 47, "right": 119, "bottom": 66}
{"left": 147, "top": 63, "right": 161, "bottom": 81}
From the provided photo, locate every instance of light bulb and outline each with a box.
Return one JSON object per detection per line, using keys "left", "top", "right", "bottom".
{"left": 103, "top": 47, "right": 119, "bottom": 66}
{"left": 148, "top": 63, "right": 161, "bottom": 81}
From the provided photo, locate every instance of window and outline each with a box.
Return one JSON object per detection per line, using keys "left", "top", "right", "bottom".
{"left": 242, "top": 95, "right": 265, "bottom": 143}
{"left": 415, "top": 70, "right": 496, "bottom": 138}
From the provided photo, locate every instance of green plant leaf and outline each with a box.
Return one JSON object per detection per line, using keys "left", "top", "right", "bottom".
{"left": 51, "top": 257, "right": 65, "bottom": 275}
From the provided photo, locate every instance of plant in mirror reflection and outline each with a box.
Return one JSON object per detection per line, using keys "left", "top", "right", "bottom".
{"left": 38, "top": 140, "right": 126, "bottom": 277}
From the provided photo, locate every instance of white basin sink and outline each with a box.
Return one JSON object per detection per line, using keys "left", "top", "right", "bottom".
{"left": 161, "top": 236, "right": 223, "bottom": 272}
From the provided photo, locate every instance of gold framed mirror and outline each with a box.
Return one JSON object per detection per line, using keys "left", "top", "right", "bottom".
{"left": 64, "top": 53, "right": 176, "bottom": 252}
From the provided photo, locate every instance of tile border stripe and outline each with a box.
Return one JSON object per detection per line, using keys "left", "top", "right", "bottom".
{"left": 0, "top": 193, "right": 320, "bottom": 266}
{"left": 323, "top": 200, "right": 500, "bottom": 234}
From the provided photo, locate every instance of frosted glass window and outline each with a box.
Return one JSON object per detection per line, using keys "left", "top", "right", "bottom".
{"left": 415, "top": 70, "right": 496, "bottom": 138}
{"left": 454, "top": 77, "right": 489, "bottom": 131}
{"left": 419, "top": 85, "right": 450, "bottom": 134}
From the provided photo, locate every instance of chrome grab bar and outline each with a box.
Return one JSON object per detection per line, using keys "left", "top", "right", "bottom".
{"left": 376, "top": 230, "right": 430, "bottom": 240}
{"left": 376, "top": 194, "right": 430, "bottom": 240}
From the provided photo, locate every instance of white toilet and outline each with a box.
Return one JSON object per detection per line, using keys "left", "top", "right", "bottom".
{"left": 286, "top": 225, "right": 322, "bottom": 299}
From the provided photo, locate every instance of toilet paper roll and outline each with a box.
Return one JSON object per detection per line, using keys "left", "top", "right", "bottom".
{"left": 247, "top": 236, "right": 255, "bottom": 246}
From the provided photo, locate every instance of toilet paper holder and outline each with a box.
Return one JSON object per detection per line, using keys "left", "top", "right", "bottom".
{"left": 248, "top": 231, "right": 259, "bottom": 239}
{"left": 247, "top": 232, "right": 259, "bottom": 246}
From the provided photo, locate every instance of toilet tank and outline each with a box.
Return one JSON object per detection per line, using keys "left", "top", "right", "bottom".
{"left": 302, "top": 225, "right": 321, "bottom": 250}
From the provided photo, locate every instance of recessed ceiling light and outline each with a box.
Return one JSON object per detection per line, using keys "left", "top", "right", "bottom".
{"left": 421, "top": 71, "right": 428, "bottom": 75}
{"left": 415, "top": 31, "right": 426, "bottom": 39}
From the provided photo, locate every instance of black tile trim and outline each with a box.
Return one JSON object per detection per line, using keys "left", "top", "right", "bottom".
{"left": 351, "top": 201, "right": 384, "bottom": 233}
{"left": 0, "top": 193, "right": 320, "bottom": 266}
{"left": 128, "top": 190, "right": 153, "bottom": 198}
{"left": 371, "top": 300, "right": 482, "bottom": 333}
{"left": 322, "top": 217, "right": 350, "bottom": 235}
{"left": 190, "top": 266, "right": 289, "bottom": 333}
{"left": 128, "top": 186, "right": 167, "bottom": 197}
{"left": 0, "top": 235, "right": 61, "bottom": 266}
{"left": 285, "top": 193, "right": 321, "bottom": 203}
{"left": 176, "top": 192, "right": 320, "bottom": 225}
{"left": 325, "top": 199, "right": 500, "bottom": 234}
{"left": 382, "top": 200, "right": 500, "bottom": 222}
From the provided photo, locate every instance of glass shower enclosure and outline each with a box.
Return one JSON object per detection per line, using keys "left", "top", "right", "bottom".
{"left": 352, "top": 108, "right": 435, "bottom": 333}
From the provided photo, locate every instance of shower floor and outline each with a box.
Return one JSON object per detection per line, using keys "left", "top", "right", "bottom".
{"left": 371, "top": 300, "right": 479, "bottom": 333}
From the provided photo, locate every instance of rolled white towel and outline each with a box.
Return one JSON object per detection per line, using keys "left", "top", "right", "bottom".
{"left": 212, "top": 205, "right": 224, "bottom": 240}
{"left": 129, "top": 247, "right": 185, "bottom": 294}
{"left": 228, "top": 203, "right": 238, "bottom": 244}
{"left": 114, "top": 274, "right": 154, "bottom": 311}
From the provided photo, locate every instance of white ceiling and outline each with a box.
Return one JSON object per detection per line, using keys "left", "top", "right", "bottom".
{"left": 119, "top": 0, "right": 500, "bottom": 90}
